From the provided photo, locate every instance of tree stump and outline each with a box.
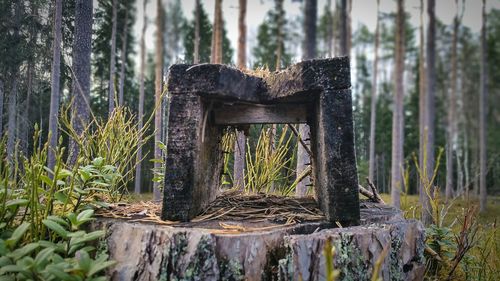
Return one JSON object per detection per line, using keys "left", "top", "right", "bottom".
{"left": 93, "top": 202, "right": 425, "bottom": 281}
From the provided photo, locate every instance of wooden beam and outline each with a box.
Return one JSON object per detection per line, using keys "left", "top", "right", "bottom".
{"left": 214, "top": 103, "right": 308, "bottom": 125}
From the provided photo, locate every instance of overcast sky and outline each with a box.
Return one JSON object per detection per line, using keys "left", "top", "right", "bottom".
{"left": 132, "top": 0, "right": 500, "bottom": 66}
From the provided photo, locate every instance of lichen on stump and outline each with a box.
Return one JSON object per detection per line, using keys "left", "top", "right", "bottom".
{"left": 94, "top": 202, "right": 425, "bottom": 281}
{"left": 162, "top": 58, "right": 360, "bottom": 225}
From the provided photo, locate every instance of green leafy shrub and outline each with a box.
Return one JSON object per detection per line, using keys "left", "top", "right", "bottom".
{"left": 0, "top": 210, "right": 115, "bottom": 280}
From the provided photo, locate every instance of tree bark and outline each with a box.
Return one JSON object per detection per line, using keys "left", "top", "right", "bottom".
{"left": 6, "top": 0, "right": 22, "bottom": 167}
{"left": 210, "top": 0, "right": 223, "bottom": 64}
{"left": 194, "top": 0, "right": 201, "bottom": 64}
{"left": 275, "top": 0, "right": 284, "bottom": 71}
{"left": 326, "top": 0, "right": 333, "bottom": 57}
{"left": 391, "top": 0, "right": 405, "bottom": 209}
{"left": 479, "top": 0, "right": 488, "bottom": 212}
{"left": 446, "top": 0, "right": 461, "bottom": 201}
{"left": 108, "top": 0, "right": 118, "bottom": 117}
{"left": 153, "top": 0, "right": 165, "bottom": 200}
{"left": 417, "top": 0, "right": 430, "bottom": 223}
{"left": 68, "top": 0, "right": 93, "bottom": 166}
{"left": 0, "top": 80, "right": 3, "bottom": 138}
{"left": 118, "top": 8, "right": 129, "bottom": 107}
{"left": 368, "top": 0, "right": 380, "bottom": 182}
{"left": 47, "top": 0, "right": 63, "bottom": 171}
{"left": 135, "top": 0, "right": 148, "bottom": 194}
{"left": 421, "top": 0, "right": 436, "bottom": 225}
{"left": 296, "top": 0, "right": 317, "bottom": 198}
{"left": 339, "top": 0, "right": 348, "bottom": 56}
{"left": 233, "top": 0, "right": 247, "bottom": 190}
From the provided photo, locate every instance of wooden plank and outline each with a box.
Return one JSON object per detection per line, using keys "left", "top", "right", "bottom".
{"left": 213, "top": 103, "right": 308, "bottom": 125}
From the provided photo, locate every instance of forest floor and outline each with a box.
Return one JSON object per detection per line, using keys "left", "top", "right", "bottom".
{"left": 127, "top": 192, "right": 500, "bottom": 226}
{"left": 379, "top": 193, "right": 500, "bottom": 226}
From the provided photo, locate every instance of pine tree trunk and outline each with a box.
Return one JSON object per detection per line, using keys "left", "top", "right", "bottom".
{"left": 275, "top": 0, "right": 284, "bottom": 71}
{"left": 210, "top": 0, "right": 223, "bottom": 64}
{"left": 118, "top": 9, "right": 129, "bottom": 107}
{"left": 237, "top": 0, "right": 246, "bottom": 69}
{"left": 153, "top": 0, "right": 165, "bottom": 200}
{"left": 339, "top": 0, "right": 348, "bottom": 56}
{"left": 193, "top": 0, "right": 200, "bottom": 64}
{"left": 368, "top": 0, "right": 380, "bottom": 182}
{"left": 418, "top": 0, "right": 430, "bottom": 223}
{"left": 391, "top": 0, "right": 405, "bottom": 209}
{"left": 479, "top": 0, "right": 488, "bottom": 213}
{"left": 446, "top": 1, "right": 460, "bottom": 201}
{"left": 135, "top": 0, "right": 148, "bottom": 194}
{"left": 7, "top": 78, "right": 17, "bottom": 166}
{"left": 47, "top": 0, "right": 63, "bottom": 171}
{"left": 0, "top": 80, "right": 3, "bottom": 138}
{"left": 68, "top": 0, "right": 93, "bottom": 166}
{"left": 108, "top": 0, "right": 118, "bottom": 117}
{"left": 7, "top": 0, "right": 22, "bottom": 167}
{"left": 296, "top": 0, "right": 317, "bottom": 198}
{"left": 233, "top": 0, "right": 247, "bottom": 190}
{"left": 327, "top": 0, "right": 333, "bottom": 57}
{"left": 421, "top": 0, "right": 436, "bottom": 225}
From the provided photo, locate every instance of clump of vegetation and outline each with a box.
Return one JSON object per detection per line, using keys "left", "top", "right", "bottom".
{"left": 0, "top": 106, "right": 144, "bottom": 280}
{"left": 245, "top": 125, "right": 295, "bottom": 195}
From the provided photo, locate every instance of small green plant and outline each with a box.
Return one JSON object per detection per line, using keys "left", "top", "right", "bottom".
{"left": 0, "top": 210, "right": 115, "bottom": 280}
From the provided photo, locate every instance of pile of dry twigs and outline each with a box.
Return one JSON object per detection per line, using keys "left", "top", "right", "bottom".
{"left": 95, "top": 190, "right": 325, "bottom": 228}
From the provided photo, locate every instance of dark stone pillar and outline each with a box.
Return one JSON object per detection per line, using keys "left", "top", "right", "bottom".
{"left": 311, "top": 89, "right": 360, "bottom": 225}
{"left": 161, "top": 93, "right": 223, "bottom": 221}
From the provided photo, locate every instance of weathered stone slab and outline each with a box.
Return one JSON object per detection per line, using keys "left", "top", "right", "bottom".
{"left": 166, "top": 64, "right": 263, "bottom": 103}
{"left": 263, "top": 57, "right": 351, "bottom": 102}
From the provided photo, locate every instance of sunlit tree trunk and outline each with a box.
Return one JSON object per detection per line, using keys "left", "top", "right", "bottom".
{"left": 391, "top": 0, "right": 405, "bottom": 209}
{"left": 68, "top": 0, "right": 93, "bottom": 166}
{"left": 135, "top": 0, "right": 148, "bottom": 194}
{"left": 233, "top": 0, "right": 247, "bottom": 190}
{"left": 153, "top": 0, "right": 165, "bottom": 200}
{"left": 479, "top": 0, "right": 488, "bottom": 213}
{"left": 296, "top": 0, "right": 317, "bottom": 197}
{"left": 118, "top": 9, "right": 129, "bottom": 107}
{"left": 193, "top": 0, "right": 200, "bottom": 64}
{"left": 47, "top": 0, "right": 63, "bottom": 171}
{"left": 108, "top": 0, "right": 118, "bottom": 116}
{"left": 368, "top": 0, "right": 380, "bottom": 182}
